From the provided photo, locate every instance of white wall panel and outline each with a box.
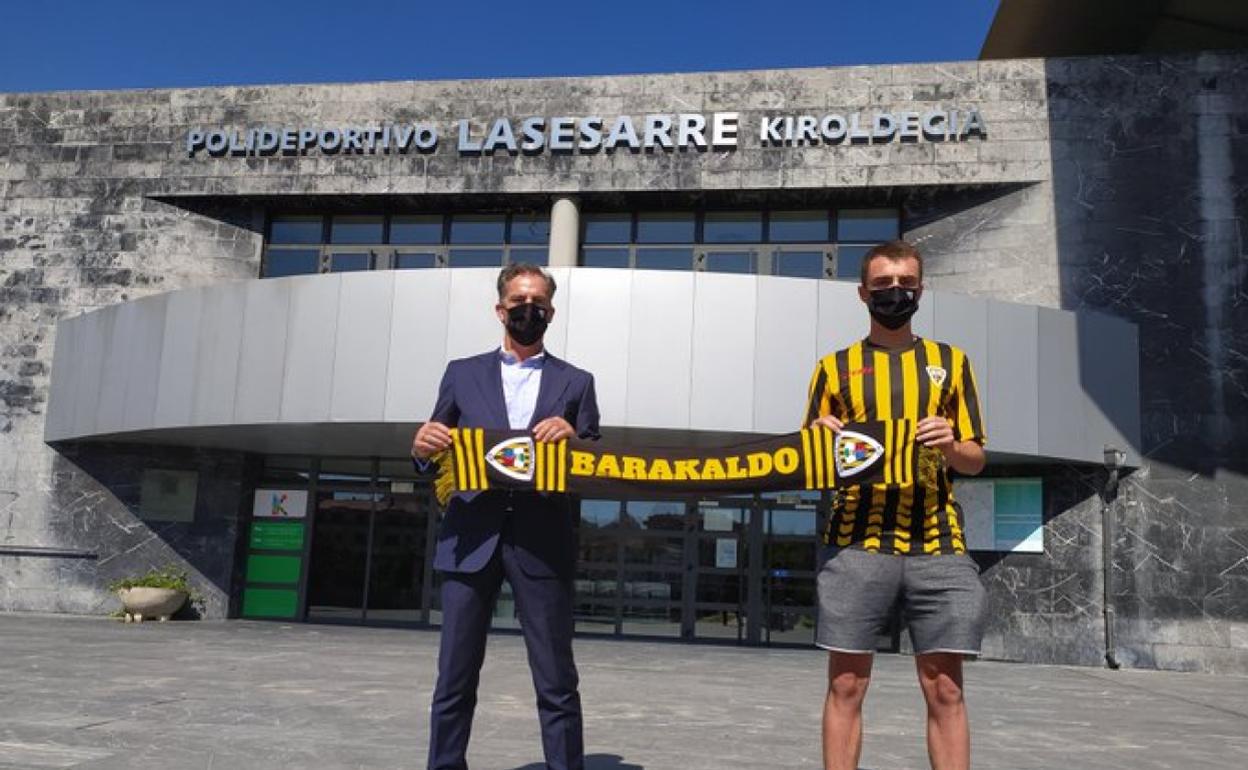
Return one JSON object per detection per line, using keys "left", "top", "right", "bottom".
{"left": 627, "top": 271, "right": 695, "bottom": 429}
{"left": 330, "top": 272, "right": 395, "bottom": 422}
{"left": 690, "top": 273, "right": 756, "bottom": 432}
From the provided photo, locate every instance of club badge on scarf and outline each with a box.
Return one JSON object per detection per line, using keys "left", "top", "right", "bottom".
{"left": 433, "top": 421, "right": 931, "bottom": 506}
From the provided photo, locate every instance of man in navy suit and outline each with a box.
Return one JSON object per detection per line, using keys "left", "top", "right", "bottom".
{"left": 412, "top": 263, "right": 600, "bottom": 770}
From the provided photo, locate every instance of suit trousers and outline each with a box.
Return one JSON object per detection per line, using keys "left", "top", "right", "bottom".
{"left": 427, "top": 517, "right": 584, "bottom": 770}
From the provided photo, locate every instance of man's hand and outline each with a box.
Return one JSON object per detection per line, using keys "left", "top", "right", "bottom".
{"left": 916, "top": 415, "right": 986, "bottom": 475}
{"left": 532, "top": 416, "right": 575, "bottom": 443}
{"left": 810, "top": 415, "right": 844, "bottom": 433}
{"left": 915, "top": 416, "right": 956, "bottom": 450}
{"left": 412, "top": 421, "right": 453, "bottom": 459}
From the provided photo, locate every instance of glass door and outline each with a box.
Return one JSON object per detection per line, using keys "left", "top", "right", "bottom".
{"left": 762, "top": 494, "right": 821, "bottom": 645}
{"left": 306, "top": 489, "right": 377, "bottom": 622}
{"left": 364, "top": 491, "right": 431, "bottom": 624}
{"left": 691, "top": 500, "right": 751, "bottom": 641}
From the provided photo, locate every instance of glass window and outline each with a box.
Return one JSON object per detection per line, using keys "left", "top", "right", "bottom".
{"left": 510, "top": 214, "right": 550, "bottom": 244}
{"left": 637, "top": 213, "right": 695, "bottom": 243}
{"left": 837, "top": 209, "right": 899, "bottom": 243}
{"left": 390, "top": 215, "right": 443, "bottom": 245}
{"left": 625, "top": 500, "right": 686, "bottom": 531}
{"left": 581, "top": 247, "right": 630, "bottom": 268}
{"left": 767, "top": 510, "right": 818, "bottom": 536}
{"left": 395, "top": 251, "right": 439, "bottom": 270}
{"left": 703, "top": 212, "right": 762, "bottom": 243}
{"left": 509, "top": 247, "right": 549, "bottom": 266}
{"left": 770, "top": 211, "right": 829, "bottom": 243}
{"left": 450, "top": 215, "right": 505, "bottom": 244}
{"left": 583, "top": 214, "right": 631, "bottom": 244}
{"left": 264, "top": 249, "right": 320, "bottom": 277}
{"left": 448, "top": 248, "right": 505, "bottom": 267}
{"left": 836, "top": 244, "right": 874, "bottom": 281}
{"left": 701, "top": 250, "right": 756, "bottom": 274}
{"left": 269, "top": 216, "right": 322, "bottom": 244}
{"left": 773, "top": 250, "right": 826, "bottom": 279}
{"left": 330, "top": 216, "right": 383, "bottom": 244}
{"left": 329, "top": 252, "right": 372, "bottom": 272}
{"left": 581, "top": 500, "right": 621, "bottom": 528}
{"left": 636, "top": 247, "right": 694, "bottom": 271}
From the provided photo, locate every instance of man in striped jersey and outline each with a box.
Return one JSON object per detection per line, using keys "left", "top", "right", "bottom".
{"left": 804, "top": 240, "right": 987, "bottom": 770}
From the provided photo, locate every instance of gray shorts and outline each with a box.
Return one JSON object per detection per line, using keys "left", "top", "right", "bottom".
{"left": 816, "top": 547, "right": 987, "bottom": 656}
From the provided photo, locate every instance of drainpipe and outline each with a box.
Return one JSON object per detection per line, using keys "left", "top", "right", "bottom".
{"left": 1101, "top": 446, "right": 1125, "bottom": 670}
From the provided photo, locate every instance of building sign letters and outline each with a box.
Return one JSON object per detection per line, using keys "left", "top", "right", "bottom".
{"left": 185, "top": 108, "right": 986, "bottom": 158}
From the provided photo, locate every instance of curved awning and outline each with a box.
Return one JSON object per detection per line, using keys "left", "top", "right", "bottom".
{"left": 45, "top": 268, "right": 1139, "bottom": 465}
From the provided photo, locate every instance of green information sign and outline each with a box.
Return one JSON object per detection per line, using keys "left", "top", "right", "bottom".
{"left": 246, "top": 554, "right": 302, "bottom": 584}
{"left": 249, "top": 520, "right": 305, "bottom": 551}
{"left": 242, "top": 587, "right": 299, "bottom": 619}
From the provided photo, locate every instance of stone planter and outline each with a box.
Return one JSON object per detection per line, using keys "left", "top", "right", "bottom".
{"left": 117, "top": 587, "right": 187, "bottom": 623}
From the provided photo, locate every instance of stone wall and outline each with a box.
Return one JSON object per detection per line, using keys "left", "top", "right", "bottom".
{"left": 1042, "top": 51, "right": 1248, "bottom": 673}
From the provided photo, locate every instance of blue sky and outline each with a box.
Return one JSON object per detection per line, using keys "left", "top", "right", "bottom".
{"left": 1, "top": 1, "right": 1000, "bottom": 92}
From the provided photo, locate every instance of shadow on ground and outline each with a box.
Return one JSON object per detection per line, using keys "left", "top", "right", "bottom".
{"left": 510, "top": 754, "right": 643, "bottom": 770}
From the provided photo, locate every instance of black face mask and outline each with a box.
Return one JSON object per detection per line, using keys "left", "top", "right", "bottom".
{"left": 505, "top": 303, "right": 549, "bottom": 346}
{"left": 867, "top": 286, "right": 920, "bottom": 330}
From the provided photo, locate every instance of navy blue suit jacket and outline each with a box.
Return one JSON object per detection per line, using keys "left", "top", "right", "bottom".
{"left": 428, "top": 350, "right": 600, "bottom": 578}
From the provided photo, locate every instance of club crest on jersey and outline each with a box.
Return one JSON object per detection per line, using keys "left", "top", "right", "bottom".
{"left": 485, "top": 437, "right": 535, "bottom": 481}
{"left": 926, "top": 365, "right": 947, "bottom": 387}
{"left": 834, "top": 431, "right": 885, "bottom": 478}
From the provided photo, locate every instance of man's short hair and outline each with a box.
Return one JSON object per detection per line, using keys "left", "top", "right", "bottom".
{"left": 860, "top": 240, "right": 924, "bottom": 285}
{"left": 497, "top": 262, "right": 557, "bottom": 300}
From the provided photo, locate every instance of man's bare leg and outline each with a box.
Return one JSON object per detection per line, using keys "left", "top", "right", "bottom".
{"left": 822, "top": 651, "right": 873, "bottom": 770}
{"left": 915, "top": 652, "right": 970, "bottom": 770}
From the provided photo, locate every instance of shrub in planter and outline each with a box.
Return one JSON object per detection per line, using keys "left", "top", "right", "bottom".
{"left": 108, "top": 566, "right": 198, "bottom": 623}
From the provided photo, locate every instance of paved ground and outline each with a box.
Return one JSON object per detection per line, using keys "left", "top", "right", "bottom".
{"left": 0, "top": 615, "right": 1245, "bottom": 769}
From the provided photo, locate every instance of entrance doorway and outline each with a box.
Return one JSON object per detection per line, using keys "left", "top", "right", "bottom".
{"left": 302, "top": 459, "right": 436, "bottom": 625}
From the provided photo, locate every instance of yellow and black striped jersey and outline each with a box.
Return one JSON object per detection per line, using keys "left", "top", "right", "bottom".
{"left": 803, "top": 337, "right": 986, "bottom": 556}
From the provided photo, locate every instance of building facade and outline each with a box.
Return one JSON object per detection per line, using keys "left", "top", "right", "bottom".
{"left": 1, "top": 49, "right": 1245, "bottom": 672}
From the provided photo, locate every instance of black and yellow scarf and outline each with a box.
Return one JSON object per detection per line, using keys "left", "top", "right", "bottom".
{"left": 433, "top": 420, "right": 934, "bottom": 506}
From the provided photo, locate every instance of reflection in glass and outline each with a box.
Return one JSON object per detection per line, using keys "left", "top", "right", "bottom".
{"left": 510, "top": 215, "right": 550, "bottom": 244}
{"left": 390, "top": 215, "right": 443, "bottom": 244}
{"left": 636, "top": 247, "right": 694, "bottom": 271}
{"left": 768, "top": 510, "right": 817, "bottom": 536}
{"left": 583, "top": 215, "right": 631, "bottom": 244}
{"left": 621, "top": 536, "right": 683, "bottom": 569}
{"left": 773, "top": 250, "right": 826, "bottom": 279}
{"left": 703, "top": 212, "right": 763, "bottom": 243}
{"left": 696, "top": 572, "right": 743, "bottom": 604}
{"left": 622, "top": 569, "right": 679, "bottom": 600}
{"left": 306, "top": 491, "right": 377, "bottom": 622}
{"left": 509, "top": 247, "right": 548, "bottom": 266}
{"left": 770, "top": 211, "right": 829, "bottom": 242}
{"left": 836, "top": 244, "right": 874, "bottom": 281}
{"left": 574, "top": 568, "right": 617, "bottom": 634}
{"left": 270, "top": 217, "right": 322, "bottom": 244}
{"left": 366, "top": 494, "right": 429, "bottom": 623}
{"left": 581, "top": 247, "right": 630, "bottom": 268}
{"left": 450, "top": 215, "right": 506, "bottom": 244}
{"left": 702, "top": 250, "right": 756, "bottom": 274}
{"left": 329, "top": 252, "right": 371, "bottom": 272}
{"left": 581, "top": 499, "right": 621, "bottom": 528}
{"left": 636, "top": 213, "right": 695, "bottom": 243}
{"left": 394, "top": 251, "right": 438, "bottom": 270}
{"left": 448, "top": 249, "right": 505, "bottom": 267}
{"left": 264, "top": 249, "right": 320, "bottom": 277}
{"left": 330, "top": 216, "right": 383, "bottom": 244}
{"left": 621, "top": 605, "right": 681, "bottom": 637}
{"left": 625, "top": 500, "right": 686, "bottom": 531}
{"left": 579, "top": 531, "right": 617, "bottom": 564}
{"left": 837, "top": 208, "right": 900, "bottom": 242}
